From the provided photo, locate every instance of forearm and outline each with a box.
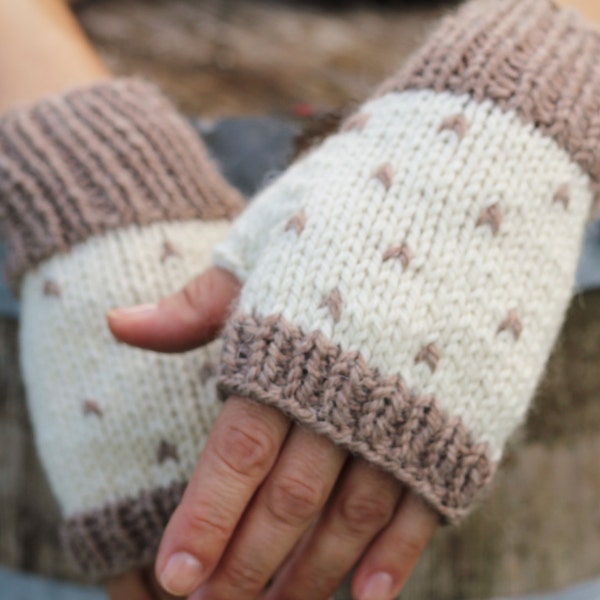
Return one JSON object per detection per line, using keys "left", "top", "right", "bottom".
{"left": 557, "top": 0, "right": 600, "bottom": 24}
{"left": 0, "top": 0, "right": 108, "bottom": 114}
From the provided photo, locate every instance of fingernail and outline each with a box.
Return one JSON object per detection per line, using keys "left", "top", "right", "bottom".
{"left": 159, "top": 552, "right": 204, "bottom": 595}
{"left": 360, "top": 572, "right": 393, "bottom": 600}
{"left": 107, "top": 304, "right": 157, "bottom": 320}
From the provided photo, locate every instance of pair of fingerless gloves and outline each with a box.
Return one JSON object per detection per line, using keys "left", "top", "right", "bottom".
{"left": 1, "top": 0, "right": 598, "bottom": 580}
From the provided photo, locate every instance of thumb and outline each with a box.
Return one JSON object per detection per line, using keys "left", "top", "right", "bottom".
{"left": 107, "top": 267, "right": 240, "bottom": 353}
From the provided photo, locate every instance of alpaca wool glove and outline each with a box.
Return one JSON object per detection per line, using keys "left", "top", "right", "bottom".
{"left": 0, "top": 79, "right": 245, "bottom": 578}
{"left": 215, "top": 0, "right": 600, "bottom": 524}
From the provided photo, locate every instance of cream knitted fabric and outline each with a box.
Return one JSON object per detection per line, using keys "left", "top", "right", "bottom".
{"left": 0, "top": 79, "right": 245, "bottom": 578}
{"left": 215, "top": 0, "right": 600, "bottom": 523}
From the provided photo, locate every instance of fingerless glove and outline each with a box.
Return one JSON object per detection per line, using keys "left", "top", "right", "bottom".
{"left": 0, "top": 79, "right": 245, "bottom": 578}
{"left": 215, "top": 0, "right": 600, "bottom": 524}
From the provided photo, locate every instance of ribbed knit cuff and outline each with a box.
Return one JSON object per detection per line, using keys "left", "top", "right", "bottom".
{"left": 218, "top": 313, "right": 494, "bottom": 524}
{"left": 376, "top": 0, "right": 600, "bottom": 194}
{"left": 215, "top": 0, "right": 600, "bottom": 525}
{"left": 0, "top": 78, "right": 245, "bottom": 289}
{"left": 61, "top": 482, "right": 185, "bottom": 579}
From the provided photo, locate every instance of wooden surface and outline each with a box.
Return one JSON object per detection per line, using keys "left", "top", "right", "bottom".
{"left": 1, "top": 1, "right": 599, "bottom": 598}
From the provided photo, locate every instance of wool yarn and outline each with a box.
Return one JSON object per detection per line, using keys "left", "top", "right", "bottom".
{"left": 215, "top": 0, "right": 600, "bottom": 523}
{"left": 0, "top": 79, "right": 245, "bottom": 578}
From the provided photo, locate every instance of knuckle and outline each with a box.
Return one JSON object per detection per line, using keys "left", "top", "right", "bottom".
{"left": 267, "top": 474, "right": 325, "bottom": 526}
{"left": 178, "top": 503, "right": 230, "bottom": 545}
{"left": 213, "top": 419, "right": 277, "bottom": 478}
{"left": 395, "top": 531, "right": 427, "bottom": 561}
{"left": 222, "top": 554, "right": 266, "bottom": 592}
{"left": 339, "top": 493, "right": 394, "bottom": 534}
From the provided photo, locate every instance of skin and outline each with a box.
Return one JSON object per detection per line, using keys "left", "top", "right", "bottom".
{"left": 0, "top": 0, "right": 108, "bottom": 114}
{"left": 107, "top": 3, "right": 600, "bottom": 599}
{"left": 108, "top": 268, "right": 440, "bottom": 600}
{"left": 0, "top": 0, "right": 597, "bottom": 599}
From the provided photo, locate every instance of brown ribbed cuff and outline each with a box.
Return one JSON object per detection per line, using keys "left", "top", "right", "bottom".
{"left": 378, "top": 0, "right": 600, "bottom": 192}
{"left": 218, "top": 312, "right": 495, "bottom": 524}
{"left": 61, "top": 481, "right": 185, "bottom": 580}
{"left": 0, "top": 78, "right": 245, "bottom": 290}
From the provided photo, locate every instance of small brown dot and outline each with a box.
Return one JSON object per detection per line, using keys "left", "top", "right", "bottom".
{"left": 200, "top": 362, "right": 217, "bottom": 385}
{"left": 157, "top": 440, "right": 179, "bottom": 465}
{"left": 341, "top": 112, "right": 370, "bottom": 133}
{"left": 83, "top": 399, "right": 103, "bottom": 418}
{"left": 498, "top": 310, "right": 523, "bottom": 340}
{"left": 320, "top": 288, "right": 343, "bottom": 323}
{"left": 438, "top": 114, "right": 469, "bottom": 140}
{"left": 383, "top": 243, "right": 411, "bottom": 268}
{"left": 415, "top": 343, "right": 440, "bottom": 373}
{"left": 285, "top": 210, "right": 307, "bottom": 235}
{"left": 476, "top": 204, "right": 502, "bottom": 236}
{"left": 553, "top": 184, "right": 570, "bottom": 209}
{"left": 161, "top": 240, "right": 181, "bottom": 263}
{"left": 372, "top": 163, "right": 394, "bottom": 191}
{"left": 43, "top": 279, "right": 61, "bottom": 298}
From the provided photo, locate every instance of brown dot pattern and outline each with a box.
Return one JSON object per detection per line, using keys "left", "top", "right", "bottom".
{"left": 157, "top": 440, "right": 179, "bottom": 465}
{"left": 476, "top": 204, "right": 502, "bottom": 236}
{"left": 43, "top": 279, "right": 61, "bottom": 298}
{"left": 285, "top": 210, "right": 307, "bottom": 235}
{"left": 372, "top": 163, "right": 394, "bottom": 191}
{"left": 498, "top": 310, "right": 523, "bottom": 340}
{"left": 160, "top": 240, "right": 181, "bottom": 263}
{"left": 438, "top": 114, "right": 469, "bottom": 140}
{"left": 554, "top": 184, "right": 570, "bottom": 209}
{"left": 415, "top": 343, "right": 440, "bottom": 373}
{"left": 83, "top": 399, "right": 103, "bottom": 418}
{"left": 383, "top": 244, "right": 411, "bottom": 268}
{"left": 320, "top": 288, "right": 343, "bottom": 323}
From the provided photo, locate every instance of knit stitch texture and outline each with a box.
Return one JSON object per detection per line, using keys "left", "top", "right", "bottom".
{"left": 0, "top": 78, "right": 244, "bottom": 290}
{"left": 215, "top": 0, "right": 599, "bottom": 522}
{"left": 0, "top": 79, "right": 245, "bottom": 578}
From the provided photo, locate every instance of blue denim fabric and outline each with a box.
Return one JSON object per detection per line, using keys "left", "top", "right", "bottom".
{"left": 576, "top": 221, "right": 600, "bottom": 292}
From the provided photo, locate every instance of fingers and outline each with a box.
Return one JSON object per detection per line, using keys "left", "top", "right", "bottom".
{"left": 352, "top": 491, "right": 439, "bottom": 600}
{"left": 107, "top": 267, "right": 240, "bottom": 352}
{"left": 156, "top": 397, "right": 290, "bottom": 597}
{"left": 106, "top": 570, "right": 155, "bottom": 600}
{"left": 142, "top": 569, "right": 182, "bottom": 600}
{"left": 193, "top": 428, "right": 347, "bottom": 600}
{"left": 264, "top": 459, "right": 403, "bottom": 600}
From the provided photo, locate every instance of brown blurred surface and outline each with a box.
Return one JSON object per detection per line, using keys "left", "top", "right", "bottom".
{"left": 75, "top": 0, "right": 452, "bottom": 117}
{"left": 1, "top": 1, "right": 600, "bottom": 598}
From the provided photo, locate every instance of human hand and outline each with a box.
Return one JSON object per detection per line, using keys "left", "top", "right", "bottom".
{"left": 106, "top": 569, "right": 179, "bottom": 600}
{"left": 109, "top": 267, "right": 439, "bottom": 600}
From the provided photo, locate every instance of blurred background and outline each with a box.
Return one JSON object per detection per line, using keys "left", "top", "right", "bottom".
{"left": 1, "top": 1, "right": 600, "bottom": 599}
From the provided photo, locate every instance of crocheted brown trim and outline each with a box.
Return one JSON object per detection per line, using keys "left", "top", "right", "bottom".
{"left": 0, "top": 79, "right": 245, "bottom": 289}
{"left": 218, "top": 312, "right": 495, "bottom": 524}
{"left": 61, "top": 480, "right": 185, "bottom": 579}
{"left": 379, "top": 0, "right": 600, "bottom": 190}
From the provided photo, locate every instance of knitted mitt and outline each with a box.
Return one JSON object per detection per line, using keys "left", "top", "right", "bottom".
{"left": 215, "top": 0, "right": 600, "bottom": 524}
{"left": 0, "top": 79, "right": 245, "bottom": 578}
